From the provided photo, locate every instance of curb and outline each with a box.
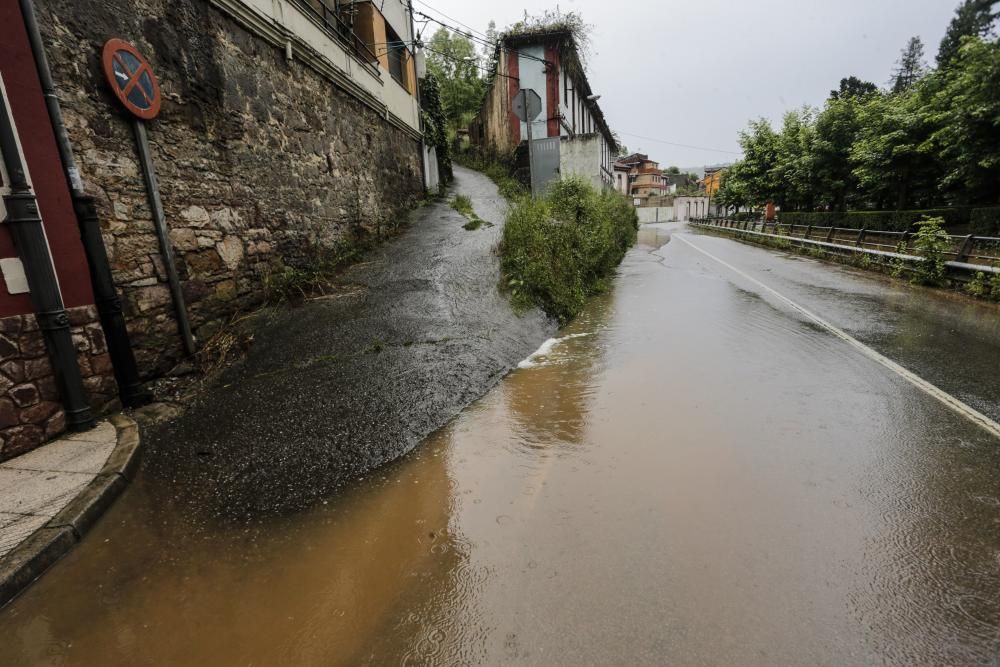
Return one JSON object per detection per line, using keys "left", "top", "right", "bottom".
{"left": 0, "top": 414, "right": 142, "bottom": 608}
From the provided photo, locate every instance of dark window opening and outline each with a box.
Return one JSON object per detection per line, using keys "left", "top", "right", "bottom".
{"left": 386, "top": 25, "right": 406, "bottom": 86}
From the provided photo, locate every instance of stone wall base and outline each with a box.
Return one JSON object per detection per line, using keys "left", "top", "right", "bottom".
{"left": 0, "top": 305, "right": 117, "bottom": 461}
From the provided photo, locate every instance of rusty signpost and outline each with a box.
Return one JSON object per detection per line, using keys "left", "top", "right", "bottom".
{"left": 101, "top": 39, "right": 194, "bottom": 357}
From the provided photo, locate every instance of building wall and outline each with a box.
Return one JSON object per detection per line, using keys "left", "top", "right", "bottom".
{"left": 0, "top": 306, "right": 116, "bottom": 462}
{"left": 470, "top": 49, "right": 518, "bottom": 158}
{"left": 36, "top": 0, "right": 424, "bottom": 374}
{"left": 560, "top": 134, "right": 603, "bottom": 191}
{"left": 1, "top": 4, "right": 115, "bottom": 459}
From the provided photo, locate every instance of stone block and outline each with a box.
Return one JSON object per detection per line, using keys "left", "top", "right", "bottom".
{"left": 35, "top": 376, "right": 58, "bottom": 402}
{"left": 10, "top": 384, "right": 39, "bottom": 408}
{"left": 90, "top": 353, "right": 113, "bottom": 376}
{"left": 0, "top": 425, "right": 45, "bottom": 460}
{"left": 44, "top": 411, "right": 66, "bottom": 439}
{"left": 179, "top": 205, "right": 210, "bottom": 227}
{"left": 1, "top": 361, "right": 25, "bottom": 385}
{"left": 19, "top": 401, "right": 59, "bottom": 425}
{"left": 85, "top": 325, "right": 108, "bottom": 355}
{"left": 133, "top": 284, "right": 172, "bottom": 312}
{"left": 24, "top": 358, "right": 51, "bottom": 381}
{"left": 0, "top": 334, "right": 19, "bottom": 359}
{"left": 17, "top": 333, "right": 47, "bottom": 358}
{"left": 71, "top": 333, "right": 90, "bottom": 354}
{"left": 0, "top": 316, "right": 23, "bottom": 336}
{"left": 0, "top": 399, "right": 16, "bottom": 428}
{"left": 169, "top": 227, "right": 199, "bottom": 251}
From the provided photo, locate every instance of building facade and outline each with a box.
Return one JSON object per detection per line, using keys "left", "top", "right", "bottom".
{"left": 0, "top": 3, "right": 117, "bottom": 460}
{"left": 469, "top": 29, "right": 617, "bottom": 192}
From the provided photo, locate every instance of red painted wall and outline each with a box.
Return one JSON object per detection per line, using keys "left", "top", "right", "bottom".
{"left": 545, "top": 44, "right": 560, "bottom": 138}
{"left": 0, "top": 3, "right": 94, "bottom": 318}
{"left": 507, "top": 50, "right": 520, "bottom": 144}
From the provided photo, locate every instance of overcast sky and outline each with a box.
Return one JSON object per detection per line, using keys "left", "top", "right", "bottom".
{"left": 415, "top": 0, "right": 958, "bottom": 169}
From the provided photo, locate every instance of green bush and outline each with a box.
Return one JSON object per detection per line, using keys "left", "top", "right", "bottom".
{"left": 499, "top": 177, "right": 638, "bottom": 322}
{"left": 910, "top": 217, "right": 950, "bottom": 286}
{"left": 970, "top": 207, "right": 1000, "bottom": 236}
{"left": 778, "top": 208, "right": 972, "bottom": 232}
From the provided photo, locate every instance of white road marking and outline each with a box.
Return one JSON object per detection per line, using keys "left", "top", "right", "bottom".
{"left": 675, "top": 234, "right": 1000, "bottom": 440}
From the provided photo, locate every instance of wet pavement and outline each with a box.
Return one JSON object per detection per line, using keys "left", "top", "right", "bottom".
{"left": 137, "top": 165, "right": 552, "bottom": 519}
{"left": 2, "top": 223, "right": 1000, "bottom": 665}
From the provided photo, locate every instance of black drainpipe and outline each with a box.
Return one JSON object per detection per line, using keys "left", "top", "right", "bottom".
{"left": 18, "top": 0, "right": 150, "bottom": 407}
{"left": 0, "top": 88, "right": 94, "bottom": 430}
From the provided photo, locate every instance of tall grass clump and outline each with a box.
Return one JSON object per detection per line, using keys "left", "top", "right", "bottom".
{"left": 499, "top": 177, "right": 638, "bottom": 322}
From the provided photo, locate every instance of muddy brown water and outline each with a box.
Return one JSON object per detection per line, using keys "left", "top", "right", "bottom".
{"left": 3, "top": 226, "right": 1000, "bottom": 665}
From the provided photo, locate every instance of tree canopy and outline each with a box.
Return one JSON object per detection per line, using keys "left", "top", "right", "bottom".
{"left": 425, "top": 28, "right": 486, "bottom": 131}
{"left": 715, "top": 1, "right": 1000, "bottom": 213}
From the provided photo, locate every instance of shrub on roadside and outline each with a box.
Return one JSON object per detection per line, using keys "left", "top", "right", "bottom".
{"left": 499, "top": 177, "right": 638, "bottom": 322}
{"left": 910, "top": 217, "right": 950, "bottom": 286}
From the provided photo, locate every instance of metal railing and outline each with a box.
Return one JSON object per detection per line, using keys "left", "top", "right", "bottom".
{"left": 691, "top": 217, "right": 1000, "bottom": 273}
{"left": 292, "top": 0, "right": 380, "bottom": 66}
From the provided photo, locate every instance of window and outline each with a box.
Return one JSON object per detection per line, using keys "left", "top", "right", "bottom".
{"left": 386, "top": 25, "right": 406, "bottom": 86}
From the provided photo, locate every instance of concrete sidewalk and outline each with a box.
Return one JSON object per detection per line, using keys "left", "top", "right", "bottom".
{"left": 0, "top": 415, "right": 140, "bottom": 606}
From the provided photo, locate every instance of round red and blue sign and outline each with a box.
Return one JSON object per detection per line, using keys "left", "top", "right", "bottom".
{"left": 101, "top": 38, "right": 161, "bottom": 120}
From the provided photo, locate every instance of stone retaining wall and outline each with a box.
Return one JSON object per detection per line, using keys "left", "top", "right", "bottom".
{"left": 0, "top": 306, "right": 117, "bottom": 462}
{"left": 37, "top": 0, "right": 424, "bottom": 375}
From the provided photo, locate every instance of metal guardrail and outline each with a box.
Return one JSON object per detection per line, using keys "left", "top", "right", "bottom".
{"left": 691, "top": 218, "right": 1000, "bottom": 275}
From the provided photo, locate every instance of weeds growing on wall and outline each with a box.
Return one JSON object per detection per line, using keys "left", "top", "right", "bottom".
{"left": 499, "top": 177, "right": 638, "bottom": 322}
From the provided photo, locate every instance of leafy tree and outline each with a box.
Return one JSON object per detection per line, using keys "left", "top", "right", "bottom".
{"left": 773, "top": 107, "right": 818, "bottom": 210}
{"left": 829, "top": 76, "right": 878, "bottom": 101}
{"left": 937, "top": 0, "right": 999, "bottom": 66}
{"left": 850, "top": 89, "right": 938, "bottom": 209}
{"left": 735, "top": 119, "right": 780, "bottom": 206}
{"left": 665, "top": 166, "right": 681, "bottom": 174}
{"left": 891, "top": 36, "right": 926, "bottom": 93}
{"left": 814, "top": 94, "right": 865, "bottom": 210}
{"left": 425, "top": 28, "right": 486, "bottom": 130}
{"left": 923, "top": 36, "right": 1000, "bottom": 203}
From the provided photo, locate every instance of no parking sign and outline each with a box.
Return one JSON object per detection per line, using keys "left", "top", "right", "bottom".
{"left": 101, "top": 38, "right": 161, "bottom": 120}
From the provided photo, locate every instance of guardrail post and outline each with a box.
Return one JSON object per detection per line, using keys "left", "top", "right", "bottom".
{"left": 956, "top": 234, "right": 975, "bottom": 262}
{"left": 804, "top": 225, "right": 812, "bottom": 240}
{"left": 826, "top": 227, "right": 835, "bottom": 242}
{"left": 856, "top": 228, "right": 866, "bottom": 247}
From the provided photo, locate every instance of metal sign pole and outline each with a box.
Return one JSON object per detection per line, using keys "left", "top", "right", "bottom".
{"left": 132, "top": 119, "right": 195, "bottom": 356}
{"left": 526, "top": 107, "right": 536, "bottom": 198}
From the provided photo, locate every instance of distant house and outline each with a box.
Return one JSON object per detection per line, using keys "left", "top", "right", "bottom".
{"left": 700, "top": 166, "right": 727, "bottom": 195}
{"left": 469, "top": 28, "right": 617, "bottom": 192}
{"left": 617, "top": 153, "right": 666, "bottom": 200}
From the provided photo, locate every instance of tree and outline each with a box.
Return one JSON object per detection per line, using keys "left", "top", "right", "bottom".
{"left": 851, "top": 89, "right": 938, "bottom": 209}
{"left": 937, "top": 0, "right": 999, "bottom": 66}
{"left": 891, "top": 37, "right": 926, "bottom": 93}
{"left": 829, "top": 76, "right": 878, "bottom": 101}
{"left": 736, "top": 118, "right": 781, "bottom": 206}
{"left": 665, "top": 166, "right": 681, "bottom": 174}
{"left": 482, "top": 20, "right": 499, "bottom": 72}
{"left": 924, "top": 37, "right": 1000, "bottom": 204}
{"left": 425, "top": 28, "right": 486, "bottom": 130}
{"left": 814, "top": 94, "right": 865, "bottom": 210}
{"left": 773, "top": 107, "right": 818, "bottom": 211}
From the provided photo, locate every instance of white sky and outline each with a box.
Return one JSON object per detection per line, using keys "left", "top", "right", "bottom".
{"left": 414, "top": 0, "right": 958, "bottom": 168}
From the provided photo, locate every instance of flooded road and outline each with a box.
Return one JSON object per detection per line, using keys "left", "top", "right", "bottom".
{"left": 3, "top": 225, "right": 1000, "bottom": 665}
